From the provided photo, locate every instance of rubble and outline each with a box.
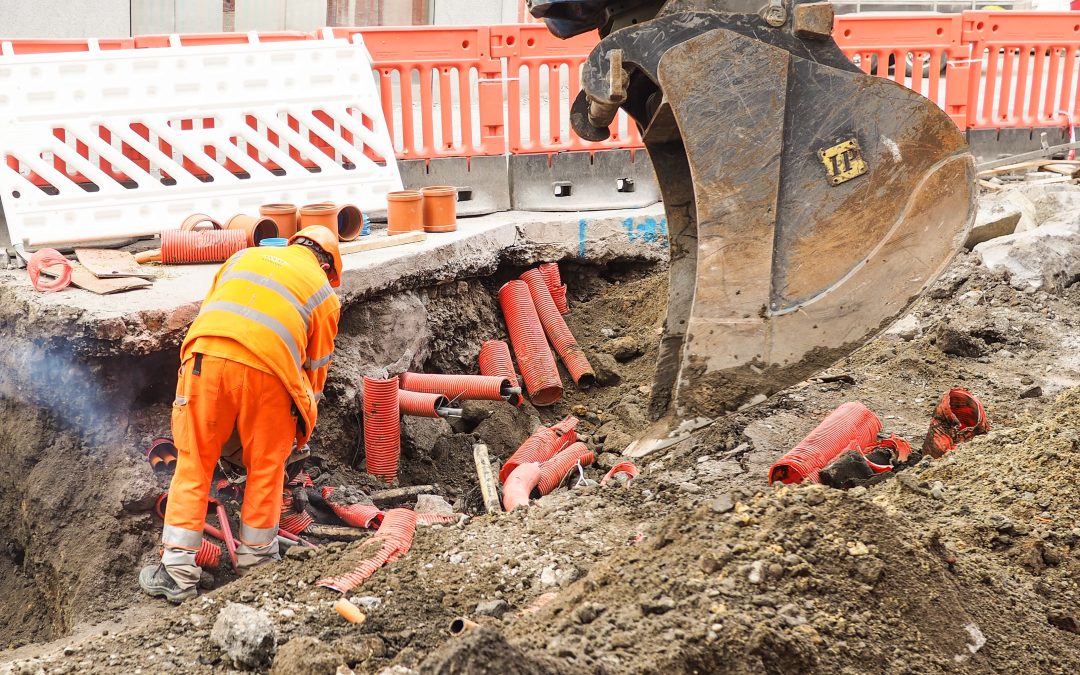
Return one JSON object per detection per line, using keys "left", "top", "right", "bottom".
{"left": 210, "top": 602, "right": 276, "bottom": 669}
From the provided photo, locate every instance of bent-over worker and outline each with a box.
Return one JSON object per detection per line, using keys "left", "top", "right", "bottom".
{"left": 140, "top": 225, "right": 342, "bottom": 602}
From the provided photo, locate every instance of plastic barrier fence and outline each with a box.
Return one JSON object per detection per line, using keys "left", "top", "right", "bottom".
{"left": 0, "top": 35, "right": 401, "bottom": 247}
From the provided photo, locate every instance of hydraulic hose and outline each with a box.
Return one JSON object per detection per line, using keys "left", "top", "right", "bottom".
{"left": 768, "top": 401, "right": 883, "bottom": 485}
{"left": 498, "top": 280, "right": 563, "bottom": 406}
{"left": 478, "top": 340, "right": 523, "bottom": 407}
{"left": 27, "top": 248, "right": 72, "bottom": 292}
{"left": 362, "top": 376, "right": 401, "bottom": 482}
{"left": 160, "top": 229, "right": 247, "bottom": 264}
{"left": 318, "top": 508, "right": 418, "bottom": 593}
{"left": 538, "top": 262, "right": 569, "bottom": 315}
{"left": 536, "top": 441, "right": 595, "bottom": 496}
{"left": 499, "top": 416, "right": 579, "bottom": 483}
{"left": 502, "top": 462, "right": 542, "bottom": 511}
{"left": 399, "top": 372, "right": 514, "bottom": 402}
{"left": 398, "top": 389, "right": 451, "bottom": 418}
{"left": 521, "top": 268, "right": 595, "bottom": 388}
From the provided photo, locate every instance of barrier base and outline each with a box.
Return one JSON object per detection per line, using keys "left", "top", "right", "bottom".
{"left": 968, "top": 127, "right": 1073, "bottom": 163}
{"left": 509, "top": 150, "right": 660, "bottom": 212}
{"left": 399, "top": 156, "right": 510, "bottom": 218}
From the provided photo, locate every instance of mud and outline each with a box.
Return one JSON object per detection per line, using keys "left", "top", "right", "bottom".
{"left": 4, "top": 231, "right": 1080, "bottom": 673}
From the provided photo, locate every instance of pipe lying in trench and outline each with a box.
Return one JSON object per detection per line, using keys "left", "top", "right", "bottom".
{"left": 363, "top": 376, "right": 401, "bottom": 482}
{"left": 498, "top": 280, "right": 563, "bottom": 406}
{"left": 279, "top": 511, "right": 314, "bottom": 535}
{"left": 399, "top": 372, "right": 518, "bottom": 403}
{"left": 498, "top": 416, "right": 579, "bottom": 484}
{"left": 538, "top": 262, "right": 569, "bottom": 315}
{"left": 502, "top": 462, "right": 542, "bottom": 511}
{"left": 323, "top": 486, "right": 384, "bottom": 529}
{"left": 397, "top": 389, "right": 461, "bottom": 418}
{"left": 521, "top": 269, "right": 595, "bottom": 388}
{"left": 449, "top": 617, "right": 479, "bottom": 635}
{"left": 922, "top": 388, "right": 989, "bottom": 458}
{"left": 478, "top": 340, "right": 523, "bottom": 407}
{"left": 498, "top": 416, "right": 578, "bottom": 483}
{"left": 600, "top": 461, "right": 640, "bottom": 487}
{"left": 768, "top": 401, "right": 883, "bottom": 485}
{"left": 536, "top": 441, "right": 595, "bottom": 496}
{"left": 317, "top": 508, "right": 418, "bottom": 594}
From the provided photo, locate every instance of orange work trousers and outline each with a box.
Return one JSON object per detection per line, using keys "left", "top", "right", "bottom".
{"left": 162, "top": 353, "right": 296, "bottom": 573}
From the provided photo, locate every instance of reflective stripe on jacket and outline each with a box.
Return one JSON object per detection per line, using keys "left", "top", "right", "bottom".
{"left": 181, "top": 245, "right": 341, "bottom": 444}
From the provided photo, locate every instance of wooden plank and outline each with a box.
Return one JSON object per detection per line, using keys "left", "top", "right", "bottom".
{"left": 976, "top": 159, "right": 1054, "bottom": 178}
{"left": 75, "top": 248, "right": 156, "bottom": 279}
{"left": 339, "top": 231, "right": 426, "bottom": 256}
{"left": 1040, "top": 163, "right": 1080, "bottom": 178}
{"left": 42, "top": 262, "right": 152, "bottom": 294}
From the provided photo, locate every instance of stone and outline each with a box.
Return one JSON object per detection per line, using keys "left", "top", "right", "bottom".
{"left": 710, "top": 494, "right": 735, "bottom": 514}
{"left": 210, "top": 602, "right": 276, "bottom": 669}
{"left": 603, "top": 429, "right": 634, "bottom": 454}
{"left": 270, "top": 637, "right": 343, "bottom": 675}
{"left": 1019, "top": 385, "right": 1043, "bottom": 399}
{"left": 572, "top": 602, "right": 605, "bottom": 625}
{"left": 610, "top": 336, "right": 644, "bottom": 362}
{"left": 640, "top": 596, "right": 676, "bottom": 615}
{"left": 415, "top": 494, "right": 454, "bottom": 515}
{"left": 884, "top": 314, "right": 920, "bottom": 341}
{"left": 475, "top": 599, "right": 510, "bottom": 619}
{"left": 965, "top": 191, "right": 1025, "bottom": 249}
{"left": 975, "top": 224, "right": 1080, "bottom": 292}
{"left": 595, "top": 452, "right": 621, "bottom": 470}
{"left": 935, "top": 325, "right": 985, "bottom": 358}
{"left": 590, "top": 352, "right": 623, "bottom": 386}
{"left": 401, "top": 416, "right": 453, "bottom": 456}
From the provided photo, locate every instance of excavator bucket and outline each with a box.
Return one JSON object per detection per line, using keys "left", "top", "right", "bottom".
{"left": 530, "top": 1, "right": 977, "bottom": 428}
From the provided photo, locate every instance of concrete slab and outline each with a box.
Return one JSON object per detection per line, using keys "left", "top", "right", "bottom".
{"left": 0, "top": 206, "right": 667, "bottom": 356}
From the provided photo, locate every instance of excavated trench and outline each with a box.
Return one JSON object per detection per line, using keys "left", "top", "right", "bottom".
{"left": 0, "top": 256, "right": 667, "bottom": 655}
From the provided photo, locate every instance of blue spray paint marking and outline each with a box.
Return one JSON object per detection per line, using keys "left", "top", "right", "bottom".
{"left": 623, "top": 216, "right": 669, "bottom": 248}
{"left": 578, "top": 218, "right": 587, "bottom": 258}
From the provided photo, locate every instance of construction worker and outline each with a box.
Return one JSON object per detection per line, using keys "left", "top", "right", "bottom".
{"left": 139, "top": 225, "right": 343, "bottom": 603}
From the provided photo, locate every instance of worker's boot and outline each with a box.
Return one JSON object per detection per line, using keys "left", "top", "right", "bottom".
{"left": 138, "top": 563, "right": 197, "bottom": 604}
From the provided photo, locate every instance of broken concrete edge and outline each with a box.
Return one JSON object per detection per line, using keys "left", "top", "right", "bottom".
{"left": 0, "top": 206, "right": 668, "bottom": 358}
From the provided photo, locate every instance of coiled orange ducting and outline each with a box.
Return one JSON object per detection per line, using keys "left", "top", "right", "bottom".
{"left": 502, "top": 462, "right": 542, "bottom": 511}
{"left": 538, "top": 262, "right": 569, "bottom": 315}
{"left": 323, "top": 486, "right": 384, "bottom": 529}
{"left": 499, "top": 416, "right": 578, "bottom": 483}
{"left": 922, "top": 388, "right": 989, "bottom": 458}
{"left": 317, "top": 508, "right": 418, "bottom": 593}
{"left": 362, "top": 377, "right": 401, "bottom": 482}
{"left": 160, "top": 229, "right": 247, "bottom": 264}
{"left": 536, "top": 441, "right": 595, "bottom": 496}
{"left": 478, "top": 340, "right": 523, "bottom": 407}
{"left": 398, "top": 372, "right": 512, "bottom": 402}
{"left": 27, "top": 248, "right": 72, "bottom": 292}
{"left": 195, "top": 538, "right": 222, "bottom": 569}
{"left": 398, "top": 389, "right": 451, "bottom": 418}
{"left": 279, "top": 511, "right": 314, "bottom": 535}
{"left": 498, "top": 280, "right": 563, "bottom": 406}
{"left": 768, "top": 401, "right": 883, "bottom": 485}
{"left": 521, "top": 269, "right": 595, "bottom": 388}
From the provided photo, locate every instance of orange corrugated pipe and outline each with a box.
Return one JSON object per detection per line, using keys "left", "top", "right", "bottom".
{"left": 27, "top": 248, "right": 72, "bottom": 292}
{"left": 521, "top": 268, "right": 594, "bottom": 388}
{"left": 601, "top": 461, "right": 640, "bottom": 487}
{"left": 768, "top": 401, "right": 882, "bottom": 485}
{"left": 499, "top": 416, "right": 578, "bottom": 483}
{"left": 363, "top": 376, "right": 401, "bottom": 482}
{"left": 195, "top": 539, "right": 221, "bottom": 569}
{"left": 536, "top": 441, "right": 595, "bottom": 495}
{"left": 323, "top": 486, "right": 384, "bottom": 529}
{"left": 478, "top": 340, "right": 523, "bottom": 407}
{"left": 498, "top": 280, "right": 563, "bottom": 406}
{"left": 539, "top": 262, "right": 569, "bottom": 315}
{"left": 502, "top": 462, "right": 542, "bottom": 511}
{"left": 398, "top": 372, "right": 517, "bottom": 403}
{"left": 398, "top": 389, "right": 453, "bottom": 418}
{"left": 160, "top": 229, "right": 247, "bottom": 264}
{"left": 317, "top": 508, "right": 418, "bottom": 593}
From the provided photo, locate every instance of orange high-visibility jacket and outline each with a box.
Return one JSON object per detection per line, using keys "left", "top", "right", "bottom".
{"left": 181, "top": 245, "right": 341, "bottom": 445}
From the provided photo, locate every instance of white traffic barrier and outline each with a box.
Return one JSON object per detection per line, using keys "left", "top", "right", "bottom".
{"left": 0, "top": 32, "right": 401, "bottom": 248}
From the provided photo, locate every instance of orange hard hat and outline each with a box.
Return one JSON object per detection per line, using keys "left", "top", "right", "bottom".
{"left": 289, "top": 225, "right": 343, "bottom": 288}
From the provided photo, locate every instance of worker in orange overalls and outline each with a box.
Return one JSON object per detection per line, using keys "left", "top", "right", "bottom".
{"left": 139, "top": 225, "right": 343, "bottom": 603}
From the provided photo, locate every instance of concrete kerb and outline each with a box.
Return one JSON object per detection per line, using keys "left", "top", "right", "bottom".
{"left": 0, "top": 205, "right": 668, "bottom": 357}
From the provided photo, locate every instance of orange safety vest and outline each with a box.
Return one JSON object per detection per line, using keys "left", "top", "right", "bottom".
{"left": 181, "top": 245, "right": 341, "bottom": 445}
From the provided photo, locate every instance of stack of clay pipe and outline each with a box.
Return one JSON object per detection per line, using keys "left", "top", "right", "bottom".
{"left": 135, "top": 202, "right": 366, "bottom": 265}
{"left": 386, "top": 186, "right": 458, "bottom": 235}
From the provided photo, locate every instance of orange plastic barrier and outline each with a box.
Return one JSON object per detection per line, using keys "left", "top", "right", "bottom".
{"left": 493, "top": 24, "right": 644, "bottom": 154}
{"left": 0, "top": 38, "right": 134, "bottom": 54}
{"left": 132, "top": 31, "right": 310, "bottom": 48}
{"left": 327, "top": 26, "right": 507, "bottom": 158}
{"left": 962, "top": 12, "right": 1080, "bottom": 129}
